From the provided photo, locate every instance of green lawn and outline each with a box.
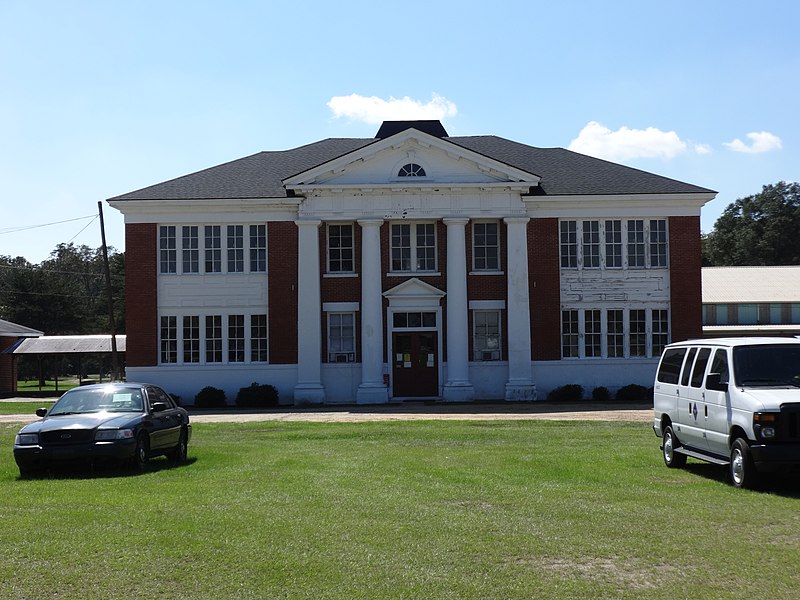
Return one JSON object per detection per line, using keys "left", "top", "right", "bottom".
{"left": 2, "top": 420, "right": 799, "bottom": 599}
{"left": 0, "top": 401, "right": 54, "bottom": 415}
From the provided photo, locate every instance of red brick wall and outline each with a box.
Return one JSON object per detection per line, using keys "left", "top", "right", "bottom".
{"left": 268, "top": 222, "right": 298, "bottom": 364}
{"left": 0, "top": 337, "right": 17, "bottom": 393}
{"left": 125, "top": 223, "right": 158, "bottom": 366}
{"left": 529, "top": 218, "right": 562, "bottom": 360}
{"left": 669, "top": 216, "right": 703, "bottom": 342}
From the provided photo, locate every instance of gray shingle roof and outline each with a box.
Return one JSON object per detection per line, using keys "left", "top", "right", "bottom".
{"left": 109, "top": 133, "right": 715, "bottom": 201}
{"left": 702, "top": 266, "right": 800, "bottom": 303}
{"left": 9, "top": 335, "right": 127, "bottom": 354}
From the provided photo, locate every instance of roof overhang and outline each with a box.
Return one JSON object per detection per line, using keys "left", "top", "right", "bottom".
{"left": 523, "top": 192, "right": 716, "bottom": 217}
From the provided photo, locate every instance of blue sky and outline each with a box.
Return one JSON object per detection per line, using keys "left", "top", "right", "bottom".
{"left": 1, "top": 0, "right": 797, "bottom": 263}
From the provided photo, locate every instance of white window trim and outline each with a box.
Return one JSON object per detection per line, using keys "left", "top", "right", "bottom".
{"left": 560, "top": 307, "right": 670, "bottom": 359}
{"left": 472, "top": 220, "right": 502, "bottom": 273}
{"left": 559, "top": 219, "right": 669, "bottom": 271}
{"left": 326, "top": 223, "right": 355, "bottom": 275}
{"left": 159, "top": 223, "right": 269, "bottom": 275}
{"left": 158, "top": 311, "right": 269, "bottom": 365}
{"left": 326, "top": 311, "right": 357, "bottom": 363}
{"left": 389, "top": 221, "right": 438, "bottom": 274}
{"left": 472, "top": 309, "right": 503, "bottom": 361}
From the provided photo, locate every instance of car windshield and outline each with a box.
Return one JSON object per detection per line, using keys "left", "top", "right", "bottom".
{"left": 48, "top": 388, "right": 144, "bottom": 415}
{"left": 733, "top": 344, "right": 800, "bottom": 387}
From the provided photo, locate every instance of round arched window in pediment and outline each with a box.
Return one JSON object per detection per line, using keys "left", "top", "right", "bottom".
{"left": 397, "top": 163, "right": 426, "bottom": 177}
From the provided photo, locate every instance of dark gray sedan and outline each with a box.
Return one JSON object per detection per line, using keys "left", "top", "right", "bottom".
{"left": 13, "top": 382, "right": 191, "bottom": 477}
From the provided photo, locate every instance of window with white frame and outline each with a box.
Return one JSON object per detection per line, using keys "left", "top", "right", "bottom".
{"left": 649, "top": 219, "right": 668, "bottom": 267}
{"left": 328, "top": 312, "right": 356, "bottom": 362}
{"left": 562, "top": 310, "right": 579, "bottom": 358}
{"left": 160, "top": 316, "right": 177, "bottom": 364}
{"left": 328, "top": 224, "right": 354, "bottom": 273}
{"left": 391, "top": 223, "right": 436, "bottom": 272}
{"left": 560, "top": 221, "right": 578, "bottom": 268}
{"left": 161, "top": 224, "right": 271, "bottom": 274}
{"left": 582, "top": 221, "right": 600, "bottom": 268}
{"left": 607, "top": 309, "right": 624, "bottom": 358}
{"left": 473, "top": 222, "right": 500, "bottom": 271}
{"left": 604, "top": 220, "right": 622, "bottom": 268}
{"left": 183, "top": 316, "right": 200, "bottom": 363}
{"left": 627, "top": 220, "right": 646, "bottom": 268}
{"left": 182, "top": 226, "right": 199, "bottom": 274}
{"left": 473, "top": 310, "right": 501, "bottom": 361}
{"left": 560, "top": 308, "right": 669, "bottom": 359}
{"left": 228, "top": 315, "right": 245, "bottom": 363}
{"left": 398, "top": 163, "right": 426, "bottom": 177}
{"left": 249, "top": 225, "right": 266, "bottom": 272}
{"left": 159, "top": 226, "right": 176, "bottom": 274}
{"left": 205, "top": 226, "right": 221, "bottom": 273}
{"left": 227, "top": 225, "right": 244, "bottom": 273}
{"left": 159, "top": 313, "right": 269, "bottom": 365}
{"left": 629, "top": 309, "right": 646, "bottom": 356}
{"left": 205, "top": 315, "right": 222, "bottom": 363}
{"left": 585, "top": 309, "right": 602, "bottom": 357}
{"left": 250, "top": 314, "right": 268, "bottom": 362}
{"left": 560, "top": 219, "right": 667, "bottom": 269}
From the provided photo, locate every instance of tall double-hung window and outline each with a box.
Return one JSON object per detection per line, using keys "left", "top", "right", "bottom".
{"left": 391, "top": 223, "right": 436, "bottom": 272}
{"left": 560, "top": 219, "right": 668, "bottom": 269}
{"left": 328, "top": 224, "right": 354, "bottom": 273}
{"left": 473, "top": 222, "right": 500, "bottom": 271}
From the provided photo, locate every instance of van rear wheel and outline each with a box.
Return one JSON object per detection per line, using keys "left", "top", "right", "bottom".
{"left": 663, "top": 426, "right": 686, "bottom": 468}
{"left": 730, "top": 438, "right": 759, "bottom": 489}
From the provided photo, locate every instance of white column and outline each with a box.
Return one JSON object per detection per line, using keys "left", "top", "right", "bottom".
{"left": 293, "top": 219, "right": 326, "bottom": 405}
{"left": 443, "top": 218, "right": 474, "bottom": 402}
{"left": 356, "top": 219, "right": 389, "bottom": 404}
{"left": 504, "top": 217, "right": 536, "bottom": 400}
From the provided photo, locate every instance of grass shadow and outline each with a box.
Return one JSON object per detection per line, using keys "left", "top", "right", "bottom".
{"left": 685, "top": 460, "right": 800, "bottom": 497}
{"left": 17, "top": 456, "right": 197, "bottom": 481}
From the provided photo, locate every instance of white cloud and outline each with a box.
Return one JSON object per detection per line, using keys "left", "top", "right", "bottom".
{"left": 694, "top": 143, "right": 713, "bottom": 155}
{"left": 568, "top": 121, "right": 689, "bottom": 161}
{"left": 723, "top": 131, "right": 783, "bottom": 154}
{"left": 327, "top": 93, "right": 458, "bottom": 125}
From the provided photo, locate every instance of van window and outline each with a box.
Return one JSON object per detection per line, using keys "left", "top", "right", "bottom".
{"left": 708, "top": 349, "right": 729, "bottom": 384}
{"left": 690, "top": 348, "right": 711, "bottom": 387}
{"left": 681, "top": 347, "right": 698, "bottom": 386}
{"left": 733, "top": 343, "right": 800, "bottom": 387}
{"left": 657, "top": 348, "right": 687, "bottom": 384}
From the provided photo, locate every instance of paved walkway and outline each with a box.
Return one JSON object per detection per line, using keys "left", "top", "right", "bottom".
{"left": 1, "top": 399, "right": 652, "bottom": 424}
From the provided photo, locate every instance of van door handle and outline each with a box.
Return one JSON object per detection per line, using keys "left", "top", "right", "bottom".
{"left": 705, "top": 405, "right": 708, "bottom": 417}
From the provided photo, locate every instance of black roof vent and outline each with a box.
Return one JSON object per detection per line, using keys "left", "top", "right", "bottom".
{"left": 375, "top": 120, "right": 449, "bottom": 139}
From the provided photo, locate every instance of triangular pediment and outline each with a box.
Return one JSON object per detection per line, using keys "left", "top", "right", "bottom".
{"left": 283, "top": 127, "right": 540, "bottom": 191}
{"left": 383, "top": 278, "right": 445, "bottom": 307}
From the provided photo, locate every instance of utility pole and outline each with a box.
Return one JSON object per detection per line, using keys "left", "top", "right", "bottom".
{"left": 98, "top": 201, "right": 120, "bottom": 381}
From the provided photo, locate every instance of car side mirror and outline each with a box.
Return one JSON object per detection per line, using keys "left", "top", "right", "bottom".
{"left": 36, "top": 408, "right": 48, "bottom": 418}
{"left": 151, "top": 401, "right": 168, "bottom": 413}
{"left": 706, "top": 372, "right": 728, "bottom": 392}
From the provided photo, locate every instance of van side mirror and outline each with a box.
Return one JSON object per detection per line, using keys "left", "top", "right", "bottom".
{"left": 151, "top": 401, "right": 168, "bottom": 413}
{"left": 706, "top": 372, "right": 728, "bottom": 392}
{"left": 36, "top": 408, "right": 48, "bottom": 418}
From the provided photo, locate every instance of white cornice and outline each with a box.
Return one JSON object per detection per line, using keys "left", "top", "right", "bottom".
{"left": 291, "top": 182, "right": 534, "bottom": 196}
{"left": 107, "top": 197, "right": 300, "bottom": 223}
{"left": 523, "top": 192, "right": 716, "bottom": 217}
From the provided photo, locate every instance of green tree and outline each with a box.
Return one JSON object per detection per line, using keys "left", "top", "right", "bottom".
{"left": 703, "top": 181, "right": 800, "bottom": 266}
{"left": 0, "top": 244, "right": 124, "bottom": 335}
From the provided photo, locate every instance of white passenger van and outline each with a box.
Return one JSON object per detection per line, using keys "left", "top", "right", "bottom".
{"left": 653, "top": 337, "right": 800, "bottom": 488}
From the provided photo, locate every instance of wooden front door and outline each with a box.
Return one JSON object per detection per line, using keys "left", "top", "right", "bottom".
{"left": 392, "top": 332, "right": 438, "bottom": 397}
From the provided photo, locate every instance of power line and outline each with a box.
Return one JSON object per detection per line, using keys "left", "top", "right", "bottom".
{"left": 0, "top": 263, "right": 108, "bottom": 278}
{"left": 0, "top": 214, "right": 97, "bottom": 235}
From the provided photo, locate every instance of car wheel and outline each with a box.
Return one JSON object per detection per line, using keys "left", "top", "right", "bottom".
{"left": 730, "top": 438, "right": 759, "bottom": 489}
{"left": 132, "top": 434, "right": 149, "bottom": 472}
{"left": 168, "top": 430, "right": 188, "bottom": 464}
{"left": 662, "top": 425, "right": 687, "bottom": 468}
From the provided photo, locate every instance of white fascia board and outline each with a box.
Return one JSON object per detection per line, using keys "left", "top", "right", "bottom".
{"left": 290, "top": 181, "right": 535, "bottom": 196}
{"left": 523, "top": 192, "right": 715, "bottom": 218}
{"left": 107, "top": 198, "right": 301, "bottom": 223}
{"left": 282, "top": 129, "right": 541, "bottom": 187}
